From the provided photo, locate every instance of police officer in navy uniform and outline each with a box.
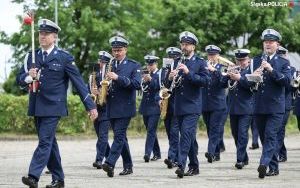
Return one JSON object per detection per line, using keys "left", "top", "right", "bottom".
{"left": 162, "top": 47, "right": 181, "bottom": 169}
{"left": 276, "top": 46, "right": 295, "bottom": 162}
{"left": 225, "top": 49, "right": 254, "bottom": 169}
{"left": 91, "top": 51, "right": 112, "bottom": 169}
{"left": 202, "top": 45, "right": 228, "bottom": 163}
{"left": 168, "top": 31, "right": 209, "bottom": 178}
{"left": 102, "top": 35, "right": 141, "bottom": 177}
{"left": 17, "top": 19, "right": 98, "bottom": 188}
{"left": 252, "top": 29, "right": 291, "bottom": 178}
{"left": 139, "top": 55, "right": 161, "bottom": 162}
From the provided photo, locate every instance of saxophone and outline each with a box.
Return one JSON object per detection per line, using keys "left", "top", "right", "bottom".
{"left": 159, "top": 87, "right": 171, "bottom": 120}
{"left": 99, "top": 58, "right": 114, "bottom": 106}
{"left": 159, "top": 54, "right": 185, "bottom": 120}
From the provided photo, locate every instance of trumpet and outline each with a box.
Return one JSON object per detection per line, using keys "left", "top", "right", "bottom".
{"left": 291, "top": 75, "right": 300, "bottom": 88}
{"left": 223, "top": 65, "right": 241, "bottom": 76}
{"left": 225, "top": 66, "right": 242, "bottom": 90}
{"left": 246, "top": 54, "right": 268, "bottom": 92}
{"left": 217, "top": 56, "right": 235, "bottom": 67}
{"left": 141, "top": 68, "right": 151, "bottom": 92}
{"left": 208, "top": 56, "right": 236, "bottom": 75}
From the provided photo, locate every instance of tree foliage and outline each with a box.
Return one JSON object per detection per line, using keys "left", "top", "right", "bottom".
{"left": 1, "top": 0, "right": 300, "bottom": 95}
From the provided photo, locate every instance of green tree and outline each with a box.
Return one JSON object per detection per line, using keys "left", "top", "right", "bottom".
{"left": 160, "top": 0, "right": 300, "bottom": 56}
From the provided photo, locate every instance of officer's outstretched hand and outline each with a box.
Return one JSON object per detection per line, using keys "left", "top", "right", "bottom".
{"left": 88, "top": 109, "right": 98, "bottom": 121}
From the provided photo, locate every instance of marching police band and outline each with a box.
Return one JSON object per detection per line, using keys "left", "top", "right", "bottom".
{"left": 18, "top": 18, "right": 300, "bottom": 187}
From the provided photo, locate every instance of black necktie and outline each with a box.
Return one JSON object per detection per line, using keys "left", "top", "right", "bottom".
{"left": 116, "top": 60, "right": 120, "bottom": 68}
{"left": 43, "top": 51, "right": 48, "bottom": 62}
{"left": 267, "top": 56, "right": 270, "bottom": 62}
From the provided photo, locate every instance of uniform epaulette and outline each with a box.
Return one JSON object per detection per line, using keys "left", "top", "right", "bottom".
{"left": 128, "top": 59, "right": 140, "bottom": 64}
{"left": 57, "top": 48, "right": 71, "bottom": 55}
{"left": 276, "top": 55, "right": 289, "bottom": 63}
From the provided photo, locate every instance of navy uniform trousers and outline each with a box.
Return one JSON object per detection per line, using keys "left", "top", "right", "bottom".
{"left": 276, "top": 110, "right": 290, "bottom": 160}
{"left": 203, "top": 110, "right": 224, "bottom": 156}
{"left": 164, "top": 113, "right": 179, "bottom": 162}
{"left": 143, "top": 115, "right": 161, "bottom": 158}
{"left": 255, "top": 114, "right": 283, "bottom": 170}
{"left": 219, "top": 109, "right": 228, "bottom": 150}
{"left": 29, "top": 117, "right": 64, "bottom": 181}
{"left": 230, "top": 115, "right": 252, "bottom": 163}
{"left": 105, "top": 118, "right": 133, "bottom": 169}
{"left": 177, "top": 114, "right": 199, "bottom": 170}
{"left": 250, "top": 118, "right": 259, "bottom": 146}
{"left": 277, "top": 66, "right": 295, "bottom": 160}
{"left": 94, "top": 119, "right": 110, "bottom": 163}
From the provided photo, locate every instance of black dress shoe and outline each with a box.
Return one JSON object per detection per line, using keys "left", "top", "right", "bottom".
{"left": 278, "top": 157, "right": 287, "bottom": 162}
{"left": 205, "top": 152, "right": 209, "bottom": 159}
{"left": 22, "top": 176, "right": 38, "bottom": 188}
{"left": 119, "top": 168, "right": 133, "bottom": 176}
{"left": 164, "top": 159, "right": 173, "bottom": 169}
{"left": 93, "top": 161, "right": 103, "bottom": 169}
{"left": 207, "top": 154, "right": 216, "bottom": 163}
{"left": 184, "top": 168, "right": 199, "bottom": 176}
{"left": 215, "top": 154, "right": 220, "bottom": 161}
{"left": 45, "top": 180, "right": 64, "bottom": 188}
{"left": 235, "top": 162, "right": 245, "bottom": 169}
{"left": 266, "top": 170, "right": 279, "bottom": 176}
{"left": 144, "top": 155, "right": 150, "bottom": 163}
{"left": 102, "top": 163, "right": 114, "bottom": 177}
{"left": 175, "top": 168, "right": 184, "bottom": 178}
{"left": 257, "top": 164, "right": 267, "bottom": 179}
{"left": 244, "top": 161, "right": 249, "bottom": 165}
{"left": 45, "top": 170, "right": 51, "bottom": 174}
{"left": 220, "top": 146, "right": 226, "bottom": 153}
{"left": 151, "top": 155, "right": 161, "bottom": 161}
{"left": 249, "top": 143, "right": 259, "bottom": 150}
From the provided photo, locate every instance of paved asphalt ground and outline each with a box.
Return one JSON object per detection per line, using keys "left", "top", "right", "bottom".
{"left": 0, "top": 135, "right": 300, "bottom": 188}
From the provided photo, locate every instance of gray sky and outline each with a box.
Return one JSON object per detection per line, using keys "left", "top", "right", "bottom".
{"left": 0, "top": 0, "right": 24, "bottom": 83}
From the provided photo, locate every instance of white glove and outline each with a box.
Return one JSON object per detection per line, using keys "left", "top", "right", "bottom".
{"left": 24, "top": 75, "right": 33, "bottom": 84}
